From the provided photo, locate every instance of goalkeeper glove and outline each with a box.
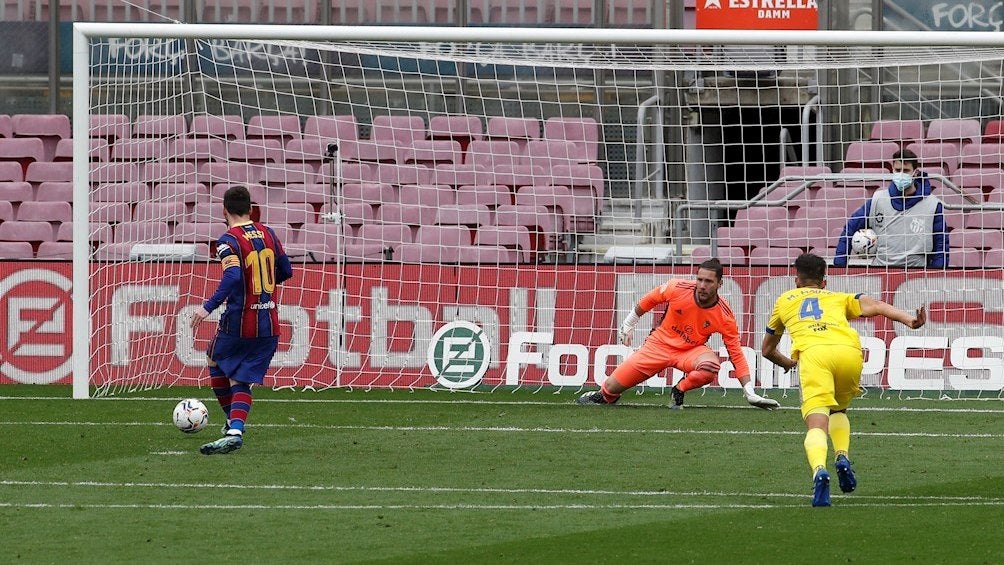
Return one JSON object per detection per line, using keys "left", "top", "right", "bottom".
{"left": 743, "top": 381, "right": 780, "bottom": 411}
{"left": 617, "top": 310, "right": 640, "bottom": 346}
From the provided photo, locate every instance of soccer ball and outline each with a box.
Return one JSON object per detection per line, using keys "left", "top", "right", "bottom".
{"left": 173, "top": 399, "right": 209, "bottom": 433}
{"left": 851, "top": 228, "right": 878, "bottom": 257}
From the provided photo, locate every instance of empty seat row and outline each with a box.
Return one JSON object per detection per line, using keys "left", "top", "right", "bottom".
{"left": 868, "top": 118, "right": 1004, "bottom": 146}
{"left": 692, "top": 245, "right": 1004, "bottom": 268}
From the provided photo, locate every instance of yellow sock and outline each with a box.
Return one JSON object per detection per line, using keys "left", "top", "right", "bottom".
{"left": 829, "top": 412, "right": 851, "bottom": 458}
{"left": 804, "top": 428, "right": 829, "bottom": 474}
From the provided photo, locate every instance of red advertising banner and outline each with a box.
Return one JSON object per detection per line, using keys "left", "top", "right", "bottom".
{"left": 696, "top": 0, "right": 819, "bottom": 30}
{"left": 0, "top": 262, "right": 1001, "bottom": 392}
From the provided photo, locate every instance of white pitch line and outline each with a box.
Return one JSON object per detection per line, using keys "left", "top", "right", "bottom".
{"left": 148, "top": 451, "right": 187, "bottom": 456}
{"left": 1, "top": 501, "right": 1002, "bottom": 510}
{"left": 0, "top": 420, "right": 999, "bottom": 438}
{"left": 2, "top": 479, "right": 1000, "bottom": 503}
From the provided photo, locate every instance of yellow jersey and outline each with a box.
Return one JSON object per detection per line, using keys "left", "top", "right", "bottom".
{"left": 766, "top": 287, "right": 863, "bottom": 356}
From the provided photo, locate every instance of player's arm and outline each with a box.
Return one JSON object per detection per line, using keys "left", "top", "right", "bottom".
{"left": 269, "top": 227, "right": 294, "bottom": 285}
{"left": 760, "top": 331, "right": 796, "bottom": 372}
{"left": 191, "top": 239, "right": 242, "bottom": 329}
{"left": 721, "top": 318, "right": 779, "bottom": 410}
{"left": 617, "top": 282, "right": 673, "bottom": 346}
{"left": 857, "top": 296, "right": 926, "bottom": 329}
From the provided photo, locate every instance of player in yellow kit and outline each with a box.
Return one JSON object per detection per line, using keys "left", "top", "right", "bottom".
{"left": 760, "top": 253, "right": 925, "bottom": 507}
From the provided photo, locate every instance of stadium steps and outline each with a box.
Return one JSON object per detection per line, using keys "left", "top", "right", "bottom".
{"left": 576, "top": 197, "right": 670, "bottom": 260}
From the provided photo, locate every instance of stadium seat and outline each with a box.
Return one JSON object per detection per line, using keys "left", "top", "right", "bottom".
{"left": 949, "top": 247, "right": 984, "bottom": 268}
{"left": 715, "top": 226, "right": 767, "bottom": 251}
{"left": 25, "top": 161, "right": 72, "bottom": 184}
{"left": 832, "top": 167, "right": 890, "bottom": 192}
{"left": 925, "top": 118, "right": 982, "bottom": 146}
{"left": 36, "top": 241, "right": 74, "bottom": 260}
{"left": 491, "top": 164, "right": 544, "bottom": 190}
{"left": 456, "top": 184, "right": 513, "bottom": 208}
{"left": 466, "top": 140, "right": 523, "bottom": 169}
{"left": 484, "top": 0, "right": 551, "bottom": 24}
{"left": 949, "top": 167, "right": 1004, "bottom": 200}
{"left": 141, "top": 161, "right": 197, "bottom": 184}
{"left": 260, "top": 0, "right": 319, "bottom": 23}
{"left": 732, "top": 207, "right": 789, "bottom": 235}
{"left": 89, "top": 114, "right": 131, "bottom": 143}
{"left": 217, "top": 139, "right": 284, "bottom": 165}
{"left": 485, "top": 117, "right": 541, "bottom": 152}
{"left": 765, "top": 165, "right": 832, "bottom": 210}
{"left": 257, "top": 163, "right": 317, "bottom": 186}
{"left": 748, "top": 246, "right": 802, "bottom": 266}
{"left": 525, "top": 140, "right": 587, "bottom": 171}
{"left": 792, "top": 206, "right": 849, "bottom": 238}
{"left": 167, "top": 138, "right": 224, "bottom": 164}
{"left": 17, "top": 201, "right": 72, "bottom": 222}
{"left": 0, "top": 114, "right": 12, "bottom": 138}
{"left": 964, "top": 210, "right": 1004, "bottom": 230}
{"left": 265, "top": 223, "right": 298, "bottom": 246}
{"left": 515, "top": 184, "right": 585, "bottom": 234}
{"left": 90, "top": 202, "right": 132, "bottom": 223}
{"left": 815, "top": 185, "right": 870, "bottom": 215}
{"left": 869, "top": 119, "right": 924, "bottom": 145}
{"left": 197, "top": 162, "right": 261, "bottom": 187}
{"left": 259, "top": 203, "right": 315, "bottom": 225}
{"left": 133, "top": 115, "right": 188, "bottom": 138}
{"left": 551, "top": 163, "right": 605, "bottom": 211}
{"left": 340, "top": 140, "right": 399, "bottom": 163}
{"left": 434, "top": 204, "right": 492, "bottom": 229}
{"left": 474, "top": 225, "right": 534, "bottom": 263}
{"left": 57, "top": 222, "right": 114, "bottom": 244}
{"left": 399, "top": 183, "right": 456, "bottom": 208}
{"left": 190, "top": 114, "right": 246, "bottom": 140}
{"left": 370, "top": 115, "right": 427, "bottom": 145}
{"left": 111, "top": 138, "right": 166, "bottom": 162}
{"left": 555, "top": 0, "right": 594, "bottom": 24}
{"left": 278, "top": 183, "right": 329, "bottom": 206}
{"left": 210, "top": 183, "right": 267, "bottom": 204}
{"left": 769, "top": 226, "right": 830, "bottom": 250}
{"left": 904, "top": 142, "right": 962, "bottom": 174}
{"left": 429, "top": 115, "right": 483, "bottom": 153}
{"left": 55, "top": 138, "right": 110, "bottom": 162}
{"left": 608, "top": 0, "right": 652, "bottom": 26}
{"left": 983, "top": 248, "right": 1004, "bottom": 267}
{"left": 286, "top": 223, "right": 342, "bottom": 262}
{"left": 112, "top": 220, "right": 172, "bottom": 244}
{"left": 0, "top": 181, "right": 33, "bottom": 203}
{"left": 341, "top": 182, "right": 396, "bottom": 207}
{"left": 328, "top": 0, "right": 368, "bottom": 24}
{"left": 93, "top": 181, "right": 151, "bottom": 202}
{"left": 303, "top": 115, "right": 359, "bottom": 143}
{"left": 959, "top": 143, "right": 1004, "bottom": 170}
{"left": 345, "top": 222, "right": 413, "bottom": 261}
{"left": 190, "top": 202, "right": 226, "bottom": 224}
{"left": 543, "top": 117, "right": 599, "bottom": 162}
{"left": 0, "top": 241, "right": 35, "bottom": 259}
{"left": 133, "top": 201, "right": 188, "bottom": 224}
{"left": 0, "top": 138, "right": 45, "bottom": 173}
{"left": 844, "top": 141, "right": 899, "bottom": 171}
{"left": 401, "top": 140, "right": 462, "bottom": 166}
{"left": 373, "top": 201, "right": 432, "bottom": 229}
{"left": 951, "top": 228, "right": 1004, "bottom": 251}
{"left": 690, "top": 245, "right": 746, "bottom": 266}
{"left": 494, "top": 204, "right": 557, "bottom": 254}
{"left": 152, "top": 182, "right": 207, "bottom": 204}
{"left": 0, "top": 200, "right": 12, "bottom": 221}
{"left": 432, "top": 163, "right": 493, "bottom": 188}
{"left": 0, "top": 161, "right": 22, "bottom": 182}
{"left": 0, "top": 220, "right": 54, "bottom": 243}
{"left": 94, "top": 243, "right": 135, "bottom": 261}
{"left": 376, "top": 163, "right": 434, "bottom": 186}
{"left": 246, "top": 115, "right": 302, "bottom": 145}
{"left": 284, "top": 138, "right": 329, "bottom": 170}
{"left": 13, "top": 114, "right": 71, "bottom": 161}
{"left": 316, "top": 202, "right": 375, "bottom": 232}
{"left": 457, "top": 245, "right": 520, "bottom": 264}
{"left": 942, "top": 208, "right": 967, "bottom": 232}
{"left": 397, "top": 225, "right": 473, "bottom": 263}
{"left": 983, "top": 120, "right": 1004, "bottom": 143}
{"left": 37, "top": 181, "right": 73, "bottom": 202}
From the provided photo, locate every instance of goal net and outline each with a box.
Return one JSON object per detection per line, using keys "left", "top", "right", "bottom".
{"left": 72, "top": 24, "right": 1004, "bottom": 399}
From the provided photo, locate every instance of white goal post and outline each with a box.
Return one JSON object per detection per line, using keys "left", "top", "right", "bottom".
{"left": 71, "top": 23, "right": 1004, "bottom": 399}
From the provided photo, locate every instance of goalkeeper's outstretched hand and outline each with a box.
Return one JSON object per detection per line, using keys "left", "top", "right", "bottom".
{"left": 746, "top": 394, "right": 780, "bottom": 411}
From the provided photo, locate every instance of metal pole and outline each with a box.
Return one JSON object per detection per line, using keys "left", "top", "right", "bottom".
{"left": 48, "top": 0, "right": 60, "bottom": 113}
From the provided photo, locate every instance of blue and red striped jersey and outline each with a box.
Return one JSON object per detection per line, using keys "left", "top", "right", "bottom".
{"left": 204, "top": 221, "right": 293, "bottom": 338}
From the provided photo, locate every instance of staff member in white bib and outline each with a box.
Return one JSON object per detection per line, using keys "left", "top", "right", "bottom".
{"left": 834, "top": 148, "right": 949, "bottom": 268}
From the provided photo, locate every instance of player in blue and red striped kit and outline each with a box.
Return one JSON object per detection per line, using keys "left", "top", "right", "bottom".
{"left": 190, "top": 185, "right": 293, "bottom": 455}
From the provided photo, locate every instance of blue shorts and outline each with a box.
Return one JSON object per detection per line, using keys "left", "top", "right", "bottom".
{"left": 208, "top": 333, "right": 279, "bottom": 385}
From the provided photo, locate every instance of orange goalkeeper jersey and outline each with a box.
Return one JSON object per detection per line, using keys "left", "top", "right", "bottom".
{"left": 638, "top": 279, "right": 751, "bottom": 378}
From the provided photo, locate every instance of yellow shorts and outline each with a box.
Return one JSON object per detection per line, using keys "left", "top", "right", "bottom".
{"left": 797, "top": 344, "right": 863, "bottom": 419}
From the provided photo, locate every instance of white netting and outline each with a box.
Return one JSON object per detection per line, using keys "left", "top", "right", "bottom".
{"left": 75, "top": 26, "right": 1004, "bottom": 398}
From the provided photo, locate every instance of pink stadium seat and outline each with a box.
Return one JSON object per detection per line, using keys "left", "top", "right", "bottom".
{"left": 792, "top": 206, "right": 848, "bottom": 238}
{"left": 285, "top": 223, "right": 342, "bottom": 262}
{"left": 36, "top": 241, "right": 74, "bottom": 260}
{"left": 434, "top": 204, "right": 492, "bottom": 228}
{"left": 715, "top": 226, "right": 767, "bottom": 250}
{"left": 950, "top": 167, "right": 1004, "bottom": 199}
{"left": 257, "top": 163, "right": 317, "bottom": 186}
{"left": 277, "top": 183, "right": 329, "bottom": 206}
{"left": 191, "top": 114, "right": 246, "bottom": 141}
{"left": 345, "top": 222, "right": 413, "bottom": 261}
{"left": 13, "top": 114, "right": 71, "bottom": 161}
{"left": 832, "top": 167, "right": 890, "bottom": 192}
{"left": 167, "top": 138, "right": 224, "bottom": 164}
{"left": 964, "top": 211, "right": 1004, "bottom": 230}
{"left": 246, "top": 115, "right": 302, "bottom": 145}
{"left": 0, "top": 241, "right": 35, "bottom": 259}
{"left": 133, "top": 201, "right": 188, "bottom": 224}
{"left": 55, "top": 138, "right": 110, "bottom": 162}
{"left": 397, "top": 225, "right": 473, "bottom": 263}
{"left": 494, "top": 204, "right": 557, "bottom": 254}
{"left": 0, "top": 138, "right": 45, "bottom": 173}
{"left": 844, "top": 141, "right": 899, "bottom": 171}
{"left": 316, "top": 202, "right": 374, "bottom": 230}
{"left": 466, "top": 140, "right": 523, "bottom": 169}
{"left": 691, "top": 245, "right": 746, "bottom": 266}
{"left": 551, "top": 163, "right": 605, "bottom": 211}
{"left": 133, "top": 115, "right": 188, "bottom": 138}
{"left": 401, "top": 140, "right": 462, "bottom": 166}
{"left": 748, "top": 246, "right": 802, "bottom": 266}
{"left": 113, "top": 221, "right": 172, "bottom": 243}
{"left": 328, "top": 0, "right": 368, "bottom": 24}
{"left": 951, "top": 228, "right": 1004, "bottom": 251}
{"left": 37, "top": 181, "right": 73, "bottom": 202}
{"left": 815, "top": 185, "right": 870, "bottom": 214}
{"left": 765, "top": 165, "right": 833, "bottom": 210}
{"left": 983, "top": 249, "right": 1004, "bottom": 268}
{"left": 91, "top": 163, "right": 141, "bottom": 184}
{"left": 0, "top": 200, "right": 12, "bottom": 221}
{"left": 340, "top": 140, "right": 398, "bottom": 163}
{"left": 983, "top": 120, "right": 1004, "bottom": 143}
{"left": 457, "top": 245, "right": 519, "bottom": 264}
{"left": 432, "top": 164, "right": 493, "bottom": 188}
{"left": 0, "top": 181, "right": 33, "bottom": 203}
{"left": 90, "top": 202, "right": 132, "bottom": 223}
{"left": 376, "top": 202, "right": 433, "bottom": 226}
{"left": 28, "top": 1, "right": 93, "bottom": 22}
{"left": 17, "top": 201, "right": 72, "bottom": 222}
{"left": 869, "top": 119, "right": 924, "bottom": 145}
{"left": 141, "top": 162, "right": 197, "bottom": 184}
{"left": 959, "top": 143, "right": 1004, "bottom": 170}
{"left": 0, "top": 161, "right": 22, "bottom": 182}
{"left": 260, "top": 0, "right": 319, "bottom": 23}
{"left": 341, "top": 182, "right": 396, "bottom": 206}
{"left": 0, "top": 220, "right": 54, "bottom": 242}
{"left": 93, "top": 181, "right": 150, "bottom": 202}
{"left": 515, "top": 184, "right": 586, "bottom": 233}
{"left": 259, "top": 203, "right": 315, "bottom": 225}
{"left": 370, "top": 115, "right": 426, "bottom": 145}
{"left": 429, "top": 115, "right": 483, "bottom": 152}
{"left": 89, "top": 114, "right": 131, "bottom": 142}
{"left": 556, "top": 0, "right": 594, "bottom": 24}
{"left": 492, "top": 164, "right": 545, "bottom": 190}
{"left": 25, "top": 161, "right": 71, "bottom": 184}
{"left": 94, "top": 243, "right": 135, "bottom": 261}
{"left": 152, "top": 182, "right": 207, "bottom": 204}
{"left": 543, "top": 117, "right": 599, "bottom": 162}
{"left": 190, "top": 203, "right": 226, "bottom": 224}
{"left": 197, "top": 162, "right": 261, "bottom": 187}
{"left": 608, "top": 0, "right": 652, "bottom": 25}
{"left": 525, "top": 140, "right": 587, "bottom": 171}
{"left": 484, "top": 0, "right": 550, "bottom": 23}
{"left": 904, "top": 142, "right": 962, "bottom": 174}
{"left": 485, "top": 117, "right": 541, "bottom": 151}
{"left": 111, "top": 138, "right": 166, "bottom": 162}
{"left": 949, "top": 247, "right": 984, "bottom": 268}
{"left": 264, "top": 223, "right": 298, "bottom": 246}
{"left": 926, "top": 119, "right": 982, "bottom": 146}
{"left": 456, "top": 184, "right": 513, "bottom": 208}
{"left": 376, "top": 163, "right": 434, "bottom": 186}
{"left": 769, "top": 226, "right": 830, "bottom": 250}
{"left": 399, "top": 183, "right": 456, "bottom": 208}
{"left": 303, "top": 115, "right": 359, "bottom": 143}
{"left": 0, "top": 114, "right": 12, "bottom": 138}
{"left": 217, "top": 139, "right": 284, "bottom": 164}
{"left": 732, "top": 207, "right": 789, "bottom": 235}
{"left": 210, "top": 183, "right": 266, "bottom": 204}
{"left": 284, "top": 139, "right": 328, "bottom": 170}
{"left": 474, "top": 225, "right": 534, "bottom": 263}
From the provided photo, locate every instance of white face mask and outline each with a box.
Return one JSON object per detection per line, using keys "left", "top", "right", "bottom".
{"left": 892, "top": 172, "right": 914, "bottom": 190}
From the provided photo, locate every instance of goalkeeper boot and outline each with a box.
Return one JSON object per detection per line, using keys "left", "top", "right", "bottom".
{"left": 669, "top": 386, "right": 685, "bottom": 410}
{"left": 835, "top": 454, "right": 857, "bottom": 493}
{"left": 200, "top": 433, "right": 243, "bottom": 455}
{"left": 220, "top": 419, "right": 231, "bottom": 436}
{"left": 575, "top": 390, "right": 615, "bottom": 405}
{"left": 812, "top": 467, "right": 831, "bottom": 507}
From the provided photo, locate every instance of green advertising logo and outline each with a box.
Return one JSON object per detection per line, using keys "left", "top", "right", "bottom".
{"left": 427, "top": 321, "right": 491, "bottom": 389}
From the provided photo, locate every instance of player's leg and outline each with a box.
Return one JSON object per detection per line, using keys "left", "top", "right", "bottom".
{"left": 831, "top": 346, "right": 864, "bottom": 492}
{"left": 201, "top": 336, "right": 277, "bottom": 455}
{"left": 798, "top": 346, "right": 838, "bottom": 506}
{"left": 577, "top": 342, "right": 671, "bottom": 405}
{"left": 669, "top": 347, "right": 719, "bottom": 409}
{"left": 207, "top": 335, "right": 233, "bottom": 433}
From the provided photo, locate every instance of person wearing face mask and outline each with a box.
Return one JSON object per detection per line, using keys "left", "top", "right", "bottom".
{"left": 833, "top": 148, "right": 949, "bottom": 268}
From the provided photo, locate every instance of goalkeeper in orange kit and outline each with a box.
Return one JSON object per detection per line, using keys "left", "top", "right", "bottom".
{"left": 577, "top": 258, "right": 778, "bottom": 410}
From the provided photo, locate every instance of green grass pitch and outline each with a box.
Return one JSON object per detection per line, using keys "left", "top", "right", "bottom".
{"left": 1, "top": 385, "right": 1002, "bottom": 563}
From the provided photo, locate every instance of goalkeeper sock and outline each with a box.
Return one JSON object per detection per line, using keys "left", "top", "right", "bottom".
{"left": 829, "top": 412, "right": 851, "bottom": 458}
{"left": 209, "top": 372, "right": 232, "bottom": 419}
{"left": 600, "top": 382, "right": 621, "bottom": 404}
{"left": 228, "top": 382, "right": 253, "bottom": 435}
{"left": 804, "top": 427, "right": 829, "bottom": 475}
